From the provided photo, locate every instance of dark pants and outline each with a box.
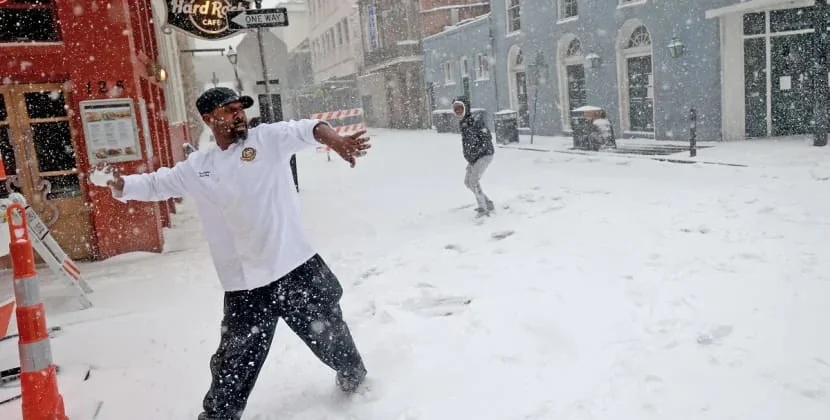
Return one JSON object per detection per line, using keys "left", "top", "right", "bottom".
{"left": 199, "top": 255, "right": 365, "bottom": 420}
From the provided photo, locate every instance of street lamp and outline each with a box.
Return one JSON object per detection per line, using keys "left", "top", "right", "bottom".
{"left": 227, "top": 45, "right": 238, "bottom": 65}
{"left": 226, "top": 45, "right": 243, "bottom": 93}
{"left": 668, "top": 37, "right": 685, "bottom": 58}
{"left": 585, "top": 52, "right": 602, "bottom": 69}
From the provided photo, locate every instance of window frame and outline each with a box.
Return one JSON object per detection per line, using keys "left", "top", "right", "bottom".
{"left": 506, "top": 0, "right": 521, "bottom": 34}
{"left": 0, "top": 0, "right": 61, "bottom": 44}
{"left": 444, "top": 61, "right": 456, "bottom": 85}
{"left": 475, "top": 53, "right": 491, "bottom": 81}
{"left": 559, "top": 0, "right": 579, "bottom": 21}
{"left": 618, "top": 0, "right": 648, "bottom": 9}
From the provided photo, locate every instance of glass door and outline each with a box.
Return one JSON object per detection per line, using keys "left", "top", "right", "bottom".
{"left": 0, "top": 84, "right": 93, "bottom": 260}
{"left": 627, "top": 55, "right": 654, "bottom": 132}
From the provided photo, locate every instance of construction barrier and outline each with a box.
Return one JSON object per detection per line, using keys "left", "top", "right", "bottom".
{"left": 7, "top": 203, "right": 67, "bottom": 420}
{"left": 0, "top": 297, "right": 12, "bottom": 338}
{"left": 310, "top": 108, "right": 367, "bottom": 160}
{"left": 0, "top": 193, "right": 93, "bottom": 310}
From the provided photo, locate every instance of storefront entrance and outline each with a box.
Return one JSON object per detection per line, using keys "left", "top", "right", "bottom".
{"left": 0, "top": 84, "right": 93, "bottom": 260}
{"left": 743, "top": 7, "right": 817, "bottom": 138}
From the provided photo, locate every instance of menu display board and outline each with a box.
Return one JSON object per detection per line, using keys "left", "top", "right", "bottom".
{"left": 79, "top": 99, "right": 143, "bottom": 164}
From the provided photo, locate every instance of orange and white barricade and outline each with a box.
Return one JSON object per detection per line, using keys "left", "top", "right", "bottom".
{"left": 0, "top": 193, "right": 92, "bottom": 309}
{"left": 0, "top": 296, "right": 13, "bottom": 339}
{"left": 7, "top": 203, "right": 67, "bottom": 419}
{"left": 310, "top": 108, "right": 367, "bottom": 161}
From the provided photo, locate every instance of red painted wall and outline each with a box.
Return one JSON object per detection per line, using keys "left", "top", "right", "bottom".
{"left": 1, "top": 0, "right": 187, "bottom": 259}
{"left": 169, "top": 123, "right": 189, "bottom": 163}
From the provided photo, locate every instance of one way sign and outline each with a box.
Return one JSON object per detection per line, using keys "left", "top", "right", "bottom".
{"left": 229, "top": 8, "right": 290, "bottom": 29}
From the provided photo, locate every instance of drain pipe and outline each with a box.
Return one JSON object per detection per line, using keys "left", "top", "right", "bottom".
{"left": 489, "top": 15, "right": 500, "bottom": 116}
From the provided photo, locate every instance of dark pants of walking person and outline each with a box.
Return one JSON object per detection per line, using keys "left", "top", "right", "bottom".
{"left": 198, "top": 254, "right": 366, "bottom": 420}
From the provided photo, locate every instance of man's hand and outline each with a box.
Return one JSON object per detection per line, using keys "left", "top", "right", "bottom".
{"left": 313, "top": 124, "right": 371, "bottom": 168}
{"left": 93, "top": 162, "right": 125, "bottom": 192}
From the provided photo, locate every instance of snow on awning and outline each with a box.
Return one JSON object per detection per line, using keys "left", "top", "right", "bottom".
{"left": 572, "top": 105, "right": 603, "bottom": 112}
{"left": 705, "top": 0, "right": 813, "bottom": 19}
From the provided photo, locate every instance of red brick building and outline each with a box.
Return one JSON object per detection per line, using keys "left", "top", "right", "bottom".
{"left": 356, "top": 0, "right": 489, "bottom": 129}
{"left": 0, "top": 0, "right": 191, "bottom": 262}
{"left": 420, "top": 0, "right": 490, "bottom": 37}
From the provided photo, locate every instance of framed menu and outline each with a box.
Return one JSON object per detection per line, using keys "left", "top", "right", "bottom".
{"left": 79, "top": 99, "right": 143, "bottom": 164}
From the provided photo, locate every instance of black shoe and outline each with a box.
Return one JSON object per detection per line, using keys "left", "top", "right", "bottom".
{"left": 336, "top": 366, "right": 367, "bottom": 393}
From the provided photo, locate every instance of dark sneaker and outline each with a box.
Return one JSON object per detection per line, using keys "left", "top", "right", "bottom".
{"left": 485, "top": 199, "right": 495, "bottom": 211}
{"left": 336, "top": 367, "right": 367, "bottom": 393}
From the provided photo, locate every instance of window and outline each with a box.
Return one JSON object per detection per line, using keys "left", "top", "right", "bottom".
{"left": 337, "top": 22, "right": 343, "bottom": 45}
{"left": 559, "top": 0, "right": 578, "bottom": 19}
{"left": 0, "top": 0, "right": 60, "bottom": 43}
{"left": 444, "top": 61, "right": 455, "bottom": 85}
{"left": 507, "top": 0, "right": 521, "bottom": 33}
{"left": 566, "top": 38, "right": 583, "bottom": 57}
{"left": 460, "top": 56, "right": 469, "bottom": 77}
{"left": 627, "top": 25, "right": 651, "bottom": 49}
{"left": 770, "top": 7, "right": 813, "bottom": 33}
{"left": 476, "top": 54, "right": 490, "bottom": 80}
{"left": 343, "top": 18, "right": 350, "bottom": 43}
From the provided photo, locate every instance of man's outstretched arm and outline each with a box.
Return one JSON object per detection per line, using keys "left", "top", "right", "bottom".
{"left": 312, "top": 123, "right": 372, "bottom": 168}
{"left": 106, "top": 162, "right": 190, "bottom": 203}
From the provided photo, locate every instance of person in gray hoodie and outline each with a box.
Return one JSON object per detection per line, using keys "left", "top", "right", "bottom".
{"left": 453, "top": 96, "right": 495, "bottom": 216}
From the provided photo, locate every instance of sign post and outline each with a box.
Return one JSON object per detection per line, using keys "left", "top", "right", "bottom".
{"left": 162, "top": 1, "right": 294, "bottom": 187}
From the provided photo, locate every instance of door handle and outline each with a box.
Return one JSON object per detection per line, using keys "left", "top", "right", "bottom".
{"left": 20, "top": 127, "right": 59, "bottom": 227}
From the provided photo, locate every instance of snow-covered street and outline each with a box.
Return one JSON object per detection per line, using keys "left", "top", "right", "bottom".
{"left": 2, "top": 129, "right": 830, "bottom": 419}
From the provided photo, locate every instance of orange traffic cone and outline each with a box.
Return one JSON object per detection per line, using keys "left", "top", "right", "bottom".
{"left": 7, "top": 203, "right": 67, "bottom": 420}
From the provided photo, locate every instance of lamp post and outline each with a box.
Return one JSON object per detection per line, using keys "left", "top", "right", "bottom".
{"left": 226, "top": 45, "right": 242, "bottom": 93}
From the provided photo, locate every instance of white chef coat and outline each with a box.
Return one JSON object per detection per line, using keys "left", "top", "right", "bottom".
{"left": 113, "top": 119, "right": 325, "bottom": 291}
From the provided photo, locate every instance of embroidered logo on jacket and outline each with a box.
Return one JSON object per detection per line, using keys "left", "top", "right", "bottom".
{"left": 241, "top": 147, "right": 257, "bottom": 162}
{"left": 198, "top": 171, "right": 211, "bottom": 178}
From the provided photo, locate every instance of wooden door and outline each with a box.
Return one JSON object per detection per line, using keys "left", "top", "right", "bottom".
{"left": 0, "top": 84, "right": 93, "bottom": 261}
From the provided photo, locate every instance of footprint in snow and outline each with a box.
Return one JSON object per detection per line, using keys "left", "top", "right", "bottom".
{"left": 491, "top": 230, "right": 515, "bottom": 241}
{"left": 680, "top": 226, "right": 711, "bottom": 234}
{"left": 697, "top": 325, "right": 734, "bottom": 345}
{"left": 444, "top": 244, "right": 464, "bottom": 252}
{"left": 400, "top": 296, "right": 473, "bottom": 317}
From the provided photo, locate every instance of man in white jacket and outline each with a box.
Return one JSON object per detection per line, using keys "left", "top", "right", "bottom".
{"left": 105, "top": 87, "right": 370, "bottom": 419}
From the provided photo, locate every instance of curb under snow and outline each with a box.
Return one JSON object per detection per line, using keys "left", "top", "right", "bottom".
{"left": 498, "top": 145, "right": 750, "bottom": 168}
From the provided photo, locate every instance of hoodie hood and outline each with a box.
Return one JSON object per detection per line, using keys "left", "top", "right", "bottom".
{"left": 452, "top": 96, "right": 471, "bottom": 117}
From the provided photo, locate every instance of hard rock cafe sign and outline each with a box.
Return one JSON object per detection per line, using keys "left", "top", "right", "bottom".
{"left": 164, "top": 0, "right": 250, "bottom": 40}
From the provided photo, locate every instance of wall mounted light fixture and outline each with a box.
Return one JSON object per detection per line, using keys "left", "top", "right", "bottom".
{"left": 585, "top": 52, "right": 601, "bottom": 69}
{"left": 668, "top": 37, "right": 686, "bottom": 58}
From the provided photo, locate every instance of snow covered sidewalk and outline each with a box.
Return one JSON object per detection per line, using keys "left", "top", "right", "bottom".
{"left": 500, "top": 131, "right": 830, "bottom": 171}
{"left": 1, "top": 128, "right": 828, "bottom": 419}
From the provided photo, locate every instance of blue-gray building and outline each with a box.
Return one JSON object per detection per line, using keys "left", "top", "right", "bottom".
{"left": 423, "top": 0, "right": 525, "bottom": 132}
{"left": 424, "top": 0, "right": 824, "bottom": 142}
